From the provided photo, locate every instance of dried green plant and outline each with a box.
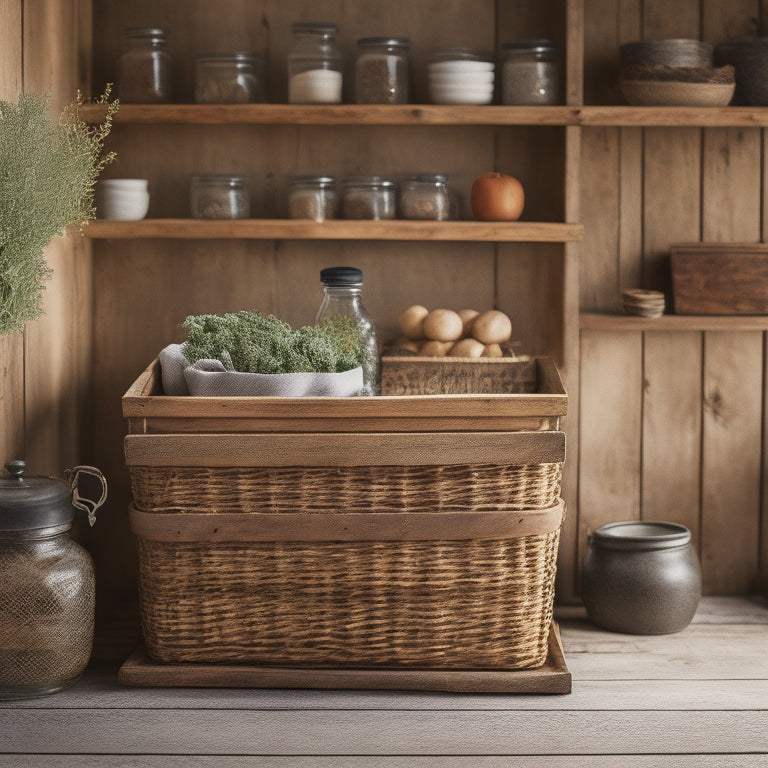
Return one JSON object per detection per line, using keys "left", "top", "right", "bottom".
{"left": 0, "top": 87, "right": 118, "bottom": 335}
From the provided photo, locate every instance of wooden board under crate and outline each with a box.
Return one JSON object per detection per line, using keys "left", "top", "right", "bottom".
{"left": 670, "top": 243, "right": 768, "bottom": 315}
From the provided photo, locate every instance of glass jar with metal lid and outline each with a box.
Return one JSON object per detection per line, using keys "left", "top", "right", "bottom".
{"left": 288, "top": 176, "right": 337, "bottom": 222}
{"left": 191, "top": 175, "right": 250, "bottom": 219}
{"left": 118, "top": 27, "right": 171, "bottom": 103}
{"left": 355, "top": 37, "right": 410, "bottom": 104}
{"left": 194, "top": 53, "right": 264, "bottom": 103}
{"left": 399, "top": 174, "right": 451, "bottom": 220}
{"left": 500, "top": 39, "right": 560, "bottom": 105}
{"left": 341, "top": 176, "right": 397, "bottom": 220}
{"left": 288, "top": 22, "right": 343, "bottom": 104}
{"left": 0, "top": 460, "right": 107, "bottom": 700}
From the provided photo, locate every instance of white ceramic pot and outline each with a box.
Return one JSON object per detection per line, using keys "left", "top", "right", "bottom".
{"left": 96, "top": 179, "right": 150, "bottom": 220}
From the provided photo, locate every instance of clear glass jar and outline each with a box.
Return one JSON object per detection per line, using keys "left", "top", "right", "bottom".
{"left": 118, "top": 27, "right": 171, "bottom": 103}
{"left": 190, "top": 175, "right": 250, "bottom": 219}
{"left": 194, "top": 53, "right": 264, "bottom": 103}
{"left": 288, "top": 22, "right": 343, "bottom": 104}
{"left": 341, "top": 176, "right": 396, "bottom": 219}
{"left": 0, "top": 461, "right": 106, "bottom": 700}
{"left": 355, "top": 37, "right": 410, "bottom": 104}
{"left": 315, "top": 267, "right": 380, "bottom": 396}
{"left": 399, "top": 174, "right": 451, "bottom": 220}
{"left": 288, "top": 175, "right": 337, "bottom": 222}
{"left": 500, "top": 39, "right": 560, "bottom": 105}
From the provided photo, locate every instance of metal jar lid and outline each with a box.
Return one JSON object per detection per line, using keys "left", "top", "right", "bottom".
{"left": 0, "top": 460, "right": 74, "bottom": 531}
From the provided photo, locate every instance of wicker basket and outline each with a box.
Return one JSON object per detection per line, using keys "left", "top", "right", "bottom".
{"left": 123, "top": 357, "right": 567, "bottom": 671}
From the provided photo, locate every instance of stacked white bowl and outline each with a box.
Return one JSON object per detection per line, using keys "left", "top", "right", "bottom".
{"left": 428, "top": 58, "right": 495, "bottom": 105}
{"left": 96, "top": 179, "right": 150, "bottom": 220}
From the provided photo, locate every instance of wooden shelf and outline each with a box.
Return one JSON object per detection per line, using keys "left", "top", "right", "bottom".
{"left": 80, "top": 103, "right": 578, "bottom": 126}
{"left": 580, "top": 312, "right": 768, "bottom": 331}
{"left": 84, "top": 218, "right": 583, "bottom": 242}
{"left": 81, "top": 103, "right": 768, "bottom": 128}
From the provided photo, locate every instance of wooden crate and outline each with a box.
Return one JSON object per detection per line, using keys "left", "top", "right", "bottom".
{"left": 121, "top": 357, "right": 567, "bottom": 682}
{"left": 381, "top": 353, "right": 555, "bottom": 396}
{"left": 671, "top": 243, "right": 768, "bottom": 314}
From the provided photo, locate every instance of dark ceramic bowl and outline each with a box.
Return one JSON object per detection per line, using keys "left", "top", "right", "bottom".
{"left": 620, "top": 39, "right": 713, "bottom": 69}
{"left": 581, "top": 521, "right": 702, "bottom": 635}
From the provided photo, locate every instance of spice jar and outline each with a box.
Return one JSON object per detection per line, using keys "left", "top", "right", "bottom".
{"left": 316, "top": 267, "right": 380, "bottom": 396}
{"left": 288, "top": 176, "right": 337, "bottom": 222}
{"left": 194, "top": 53, "right": 264, "bottom": 103}
{"left": 0, "top": 461, "right": 107, "bottom": 699}
{"left": 581, "top": 521, "right": 702, "bottom": 635}
{"left": 118, "top": 27, "right": 171, "bottom": 103}
{"left": 191, "top": 175, "right": 250, "bottom": 219}
{"left": 341, "top": 176, "right": 396, "bottom": 220}
{"left": 355, "top": 37, "right": 410, "bottom": 104}
{"left": 288, "top": 22, "right": 343, "bottom": 104}
{"left": 399, "top": 174, "right": 451, "bottom": 220}
{"left": 500, "top": 39, "right": 560, "bottom": 105}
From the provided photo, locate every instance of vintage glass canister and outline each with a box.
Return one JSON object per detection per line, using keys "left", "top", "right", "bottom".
{"left": 288, "top": 175, "right": 337, "bottom": 221}
{"left": 399, "top": 174, "right": 451, "bottom": 220}
{"left": 340, "top": 176, "right": 397, "bottom": 220}
{"left": 118, "top": 27, "right": 171, "bottom": 103}
{"left": 355, "top": 37, "right": 410, "bottom": 103}
{"left": 194, "top": 53, "right": 264, "bottom": 103}
{"left": 191, "top": 175, "right": 250, "bottom": 219}
{"left": 581, "top": 521, "right": 701, "bottom": 635}
{"left": 0, "top": 461, "right": 108, "bottom": 699}
{"left": 315, "top": 266, "right": 380, "bottom": 396}
{"left": 287, "top": 22, "right": 343, "bottom": 104}
{"left": 500, "top": 39, "right": 560, "bottom": 105}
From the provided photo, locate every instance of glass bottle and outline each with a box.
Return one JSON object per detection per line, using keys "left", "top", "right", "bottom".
{"left": 287, "top": 22, "right": 343, "bottom": 104}
{"left": 355, "top": 37, "right": 410, "bottom": 104}
{"left": 500, "top": 39, "right": 560, "bottom": 105}
{"left": 0, "top": 461, "right": 107, "bottom": 699}
{"left": 315, "top": 267, "right": 380, "bottom": 396}
{"left": 118, "top": 27, "right": 171, "bottom": 103}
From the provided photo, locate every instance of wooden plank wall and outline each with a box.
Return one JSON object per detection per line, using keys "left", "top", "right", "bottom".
{"left": 0, "top": 0, "right": 93, "bottom": 475}
{"left": 579, "top": 0, "right": 768, "bottom": 597}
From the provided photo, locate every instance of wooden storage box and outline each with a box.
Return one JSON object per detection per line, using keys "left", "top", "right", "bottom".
{"left": 122, "top": 358, "right": 567, "bottom": 677}
{"left": 671, "top": 243, "right": 768, "bottom": 314}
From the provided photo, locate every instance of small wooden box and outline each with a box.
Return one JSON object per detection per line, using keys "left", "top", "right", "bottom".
{"left": 381, "top": 354, "right": 561, "bottom": 398}
{"left": 671, "top": 243, "right": 768, "bottom": 315}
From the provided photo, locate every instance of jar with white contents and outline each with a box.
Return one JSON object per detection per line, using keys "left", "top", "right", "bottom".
{"left": 288, "top": 22, "right": 343, "bottom": 104}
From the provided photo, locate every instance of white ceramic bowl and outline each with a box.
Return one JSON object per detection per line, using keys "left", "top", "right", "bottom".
{"left": 96, "top": 182, "right": 150, "bottom": 220}
{"left": 429, "top": 60, "right": 495, "bottom": 74}
{"left": 98, "top": 178, "right": 149, "bottom": 192}
{"left": 429, "top": 72, "right": 495, "bottom": 87}
{"left": 429, "top": 87, "right": 494, "bottom": 105}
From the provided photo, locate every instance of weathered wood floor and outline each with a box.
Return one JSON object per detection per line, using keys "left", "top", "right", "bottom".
{"left": 1, "top": 596, "right": 766, "bottom": 766}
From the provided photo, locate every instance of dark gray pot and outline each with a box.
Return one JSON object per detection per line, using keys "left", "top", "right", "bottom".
{"left": 581, "top": 521, "right": 701, "bottom": 635}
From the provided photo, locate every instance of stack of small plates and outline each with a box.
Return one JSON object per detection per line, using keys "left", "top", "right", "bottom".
{"left": 428, "top": 59, "right": 495, "bottom": 105}
{"left": 622, "top": 289, "right": 665, "bottom": 318}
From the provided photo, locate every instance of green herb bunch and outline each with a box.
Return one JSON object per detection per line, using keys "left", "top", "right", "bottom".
{"left": 182, "top": 310, "right": 362, "bottom": 374}
{"left": 0, "top": 88, "right": 118, "bottom": 334}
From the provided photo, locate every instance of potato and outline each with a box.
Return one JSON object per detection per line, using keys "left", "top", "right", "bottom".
{"left": 398, "top": 304, "right": 429, "bottom": 339}
{"left": 471, "top": 310, "right": 512, "bottom": 344}
{"left": 419, "top": 339, "right": 454, "bottom": 356}
{"left": 422, "top": 308, "right": 464, "bottom": 341}
{"left": 457, "top": 308, "right": 480, "bottom": 338}
{"left": 449, "top": 338, "right": 485, "bottom": 358}
{"left": 482, "top": 343, "right": 504, "bottom": 358}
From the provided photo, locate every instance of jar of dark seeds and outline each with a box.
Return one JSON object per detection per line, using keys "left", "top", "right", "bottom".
{"left": 400, "top": 174, "right": 451, "bottom": 220}
{"left": 118, "top": 27, "right": 171, "bottom": 103}
{"left": 288, "top": 176, "right": 337, "bottom": 221}
{"left": 191, "top": 175, "right": 250, "bottom": 219}
{"left": 355, "top": 37, "right": 410, "bottom": 104}
{"left": 194, "top": 53, "right": 264, "bottom": 103}
{"left": 341, "top": 176, "right": 397, "bottom": 219}
{"left": 500, "top": 39, "right": 560, "bottom": 105}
